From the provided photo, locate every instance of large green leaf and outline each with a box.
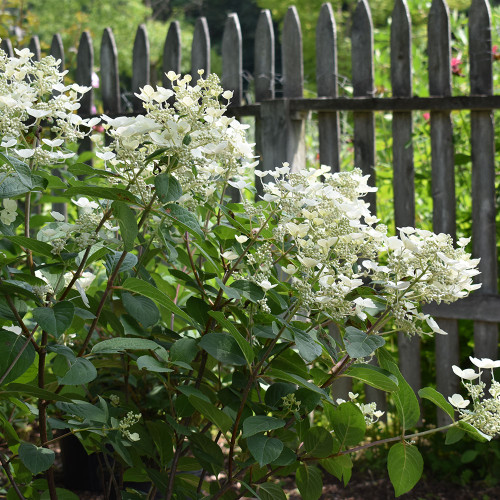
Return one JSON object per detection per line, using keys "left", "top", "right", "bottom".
{"left": 458, "top": 421, "right": 492, "bottom": 442}
{"left": 188, "top": 395, "right": 233, "bottom": 433}
{"left": 296, "top": 464, "right": 323, "bottom": 500}
{"left": 122, "top": 277, "right": 194, "bottom": 325}
{"left": 32, "top": 302, "right": 75, "bottom": 336}
{"left": 163, "top": 203, "right": 204, "bottom": 238}
{"left": 154, "top": 173, "right": 182, "bottom": 203}
{"left": 378, "top": 348, "right": 420, "bottom": 430}
{"left": 18, "top": 442, "right": 55, "bottom": 475}
{"left": 293, "top": 329, "right": 322, "bottom": 363}
{"left": 247, "top": 433, "right": 283, "bottom": 467}
{"left": 208, "top": 311, "right": 254, "bottom": 365}
{"left": 40, "top": 489, "right": 79, "bottom": 500}
{"left": 343, "top": 326, "right": 385, "bottom": 358}
{"left": 418, "top": 386, "right": 455, "bottom": 422}
{"left": 343, "top": 364, "right": 398, "bottom": 392}
{"left": 231, "top": 280, "right": 265, "bottom": 303}
{"left": 321, "top": 455, "right": 353, "bottom": 485}
{"left": 122, "top": 292, "right": 160, "bottom": 328}
{"left": 387, "top": 443, "right": 423, "bottom": 497}
{"left": 0, "top": 330, "right": 36, "bottom": 386}
{"left": 169, "top": 337, "right": 198, "bottom": 367}
{"left": 241, "top": 416, "right": 285, "bottom": 438}
{"left": 65, "top": 186, "right": 139, "bottom": 203}
{"left": 198, "top": 332, "right": 246, "bottom": 366}
{"left": 92, "top": 337, "right": 166, "bottom": 355}
{"left": 112, "top": 201, "right": 138, "bottom": 251}
{"left": 136, "top": 355, "right": 172, "bottom": 373}
{"left": 328, "top": 402, "right": 366, "bottom": 448}
{"left": 104, "top": 251, "right": 138, "bottom": 274}
{"left": 57, "top": 358, "right": 97, "bottom": 386}
{"left": 303, "top": 426, "right": 334, "bottom": 458}
{"left": 266, "top": 369, "right": 329, "bottom": 399}
{"left": 3, "top": 236, "right": 54, "bottom": 258}
{"left": 189, "top": 432, "right": 224, "bottom": 475}
{"left": 5, "top": 383, "right": 73, "bottom": 402}
{"left": 258, "top": 483, "right": 287, "bottom": 500}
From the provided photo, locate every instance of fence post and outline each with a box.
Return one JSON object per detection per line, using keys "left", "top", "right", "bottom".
{"left": 163, "top": 21, "right": 181, "bottom": 89}
{"left": 469, "top": 0, "right": 498, "bottom": 367}
{"left": 132, "top": 25, "right": 150, "bottom": 113}
{"left": 101, "top": 28, "right": 121, "bottom": 117}
{"left": 1, "top": 38, "right": 13, "bottom": 57}
{"left": 191, "top": 17, "right": 210, "bottom": 78}
{"left": 316, "top": 2, "right": 340, "bottom": 173}
{"left": 29, "top": 36, "right": 41, "bottom": 61}
{"left": 428, "top": 0, "right": 459, "bottom": 425}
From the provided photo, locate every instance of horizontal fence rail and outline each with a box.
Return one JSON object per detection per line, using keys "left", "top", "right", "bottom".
{"left": 3, "top": 0, "right": 499, "bottom": 424}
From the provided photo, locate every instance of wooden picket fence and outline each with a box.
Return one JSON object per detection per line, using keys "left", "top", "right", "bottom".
{"left": 2, "top": 0, "right": 499, "bottom": 424}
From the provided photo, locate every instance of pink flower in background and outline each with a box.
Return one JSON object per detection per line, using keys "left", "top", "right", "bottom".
{"left": 423, "top": 112, "right": 430, "bottom": 121}
{"left": 493, "top": 45, "right": 500, "bottom": 61}
{"left": 91, "top": 71, "right": 100, "bottom": 88}
{"left": 451, "top": 57, "right": 463, "bottom": 76}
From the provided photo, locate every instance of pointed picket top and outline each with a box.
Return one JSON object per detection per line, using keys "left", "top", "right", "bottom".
{"left": 469, "top": 0, "right": 492, "bottom": 95}
{"left": 390, "top": 0, "right": 412, "bottom": 97}
{"left": 163, "top": 21, "right": 181, "bottom": 88}
{"left": 1, "top": 38, "right": 13, "bottom": 57}
{"left": 29, "top": 36, "right": 41, "bottom": 62}
{"left": 101, "top": 28, "right": 121, "bottom": 115}
{"left": 428, "top": 0, "right": 451, "bottom": 96}
{"left": 222, "top": 13, "right": 243, "bottom": 106}
{"left": 76, "top": 31, "right": 94, "bottom": 115}
{"left": 191, "top": 17, "right": 210, "bottom": 78}
{"left": 50, "top": 34, "right": 64, "bottom": 73}
{"left": 254, "top": 9, "right": 275, "bottom": 101}
{"left": 316, "top": 2, "right": 337, "bottom": 97}
{"left": 282, "top": 6, "right": 303, "bottom": 98}
{"left": 351, "top": 0, "right": 374, "bottom": 97}
{"left": 132, "top": 24, "right": 150, "bottom": 112}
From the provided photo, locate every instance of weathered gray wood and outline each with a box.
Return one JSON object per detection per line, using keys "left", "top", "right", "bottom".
{"left": 282, "top": 6, "right": 303, "bottom": 99}
{"left": 391, "top": 0, "right": 420, "bottom": 402}
{"left": 162, "top": 21, "right": 181, "bottom": 89}
{"left": 424, "top": 294, "right": 500, "bottom": 322}
{"left": 191, "top": 17, "right": 210, "bottom": 78}
{"left": 428, "top": 0, "right": 459, "bottom": 425}
{"left": 469, "top": 0, "right": 498, "bottom": 364}
{"left": 351, "top": 0, "right": 376, "bottom": 212}
{"left": 222, "top": 13, "right": 243, "bottom": 106}
{"left": 316, "top": 2, "right": 340, "bottom": 172}
{"left": 254, "top": 9, "right": 275, "bottom": 198}
{"left": 101, "top": 28, "right": 121, "bottom": 116}
{"left": 132, "top": 24, "right": 150, "bottom": 113}
{"left": 1, "top": 38, "right": 13, "bottom": 57}
{"left": 50, "top": 34, "right": 64, "bottom": 72}
{"left": 29, "top": 36, "right": 41, "bottom": 61}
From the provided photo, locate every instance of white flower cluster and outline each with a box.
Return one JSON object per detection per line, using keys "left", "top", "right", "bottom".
{"left": 449, "top": 357, "right": 500, "bottom": 438}
{"left": 99, "top": 71, "right": 255, "bottom": 207}
{"left": 119, "top": 411, "right": 141, "bottom": 442}
{"left": 336, "top": 392, "right": 385, "bottom": 425}
{"left": 0, "top": 44, "right": 98, "bottom": 167}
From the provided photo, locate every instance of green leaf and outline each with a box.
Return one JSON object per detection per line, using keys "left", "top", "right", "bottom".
{"left": 3, "top": 236, "right": 54, "bottom": 258}
{"left": 146, "top": 421, "right": 174, "bottom": 466}
{"left": 137, "top": 355, "right": 172, "bottom": 373}
{"left": 122, "top": 292, "right": 160, "bottom": 328}
{"left": 241, "top": 416, "right": 285, "bottom": 438}
{"left": 258, "top": 483, "right": 287, "bottom": 500}
{"left": 18, "top": 442, "right": 55, "bottom": 475}
{"left": 247, "top": 433, "right": 283, "bottom": 467}
{"left": 163, "top": 203, "right": 204, "bottom": 238}
{"left": 378, "top": 348, "right": 420, "bottom": 430}
{"left": 266, "top": 369, "right": 329, "bottom": 399}
{"left": 293, "top": 329, "right": 322, "bottom": 363}
{"left": 387, "top": 443, "right": 423, "bottom": 497}
{"left": 321, "top": 455, "right": 353, "bottom": 485}
{"left": 231, "top": 280, "right": 265, "bottom": 303}
{"left": 188, "top": 395, "right": 233, "bottom": 433}
{"left": 189, "top": 432, "right": 224, "bottom": 474}
{"left": 92, "top": 337, "right": 165, "bottom": 355}
{"left": 343, "top": 364, "right": 399, "bottom": 392}
{"left": 0, "top": 330, "right": 36, "bottom": 385}
{"left": 296, "top": 464, "right": 323, "bottom": 500}
{"left": 343, "top": 326, "right": 385, "bottom": 358}
{"left": 458, "top": 421, "right": 492, "bottom": 442}
{"left": 198, "top": 332, "right": 246, "bottom": 366}
{"left": 5, "top": 383, "right": 73, "bottom": 402}
{"left": 58, "top": 358, "right": 97, "bottom": 386}
{"left": 40, "top": 488, "right": 79, "bottom": 500}
{"left": 418, "top": 387, "right": 455, "bottom": 422}
{"left": 208, "top": 311, "right": 254, "bottom": 365}
{"left": 122, "top": 277, "right": 194, "bottom": 325}
{"left": 328, "top": 402, "right": 366, "bottom": 448}
{"left": 445, "top": 426, "right": 465, "bottom": 445}
{"left": 68, "top": 162, "right": 117, "bottom": 178}
{"left": 112, "top": 201, "right": 138, "bottom": 251}
{"left": 169, "top": 337, "right": 198, "bottom": 366}
{"left": 154, "top": 173, "right": 183, "bottom": 203}
{"left": 32, "top": 301, "right": 75, "bottom": 336}
{"left": 303, "top": 426, "right": 334, "bottom": 458}
{"left": 65, "top": 186, "right": 139, "bottom": 203}
{"left": 0, "top": 172, "right": 32, "bottom": 198}
{"left": 56, "top": 401, "right": 107, "bottom": 423}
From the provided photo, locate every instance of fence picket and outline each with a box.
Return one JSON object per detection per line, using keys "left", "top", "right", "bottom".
{"left": 29, "top": 36, "right": 41, "bottom": 61}
{"left": 191, "top": 17, "right": 210, "bottom": 78}
{"left": 101, "top": 28, "right": 121, "bottom": 116}
{"left": 1, "top": 38, "right": 13, "bottom": 57}
{"left": 316, "top": 2, "right": 340, "bottom": 172}
{"left": 391, "top": 0, "right": 421, "bottom": 403}
{"left": 469, "top": 0, "right": 498, "bottom": 365}
{"left": 222, "top": 13, "right": 243, "bottom": 107}
{"left": 351, "top": 0, "right": 376, "bottom": 213}
{"left": 428, "top": 0, "right": 459, "bottom": 425}
{"left": 163, "top": 21, "right": 181, "bottom": 89}
{"left": 132, "top": 24, "right": 150, "bottom": 113}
